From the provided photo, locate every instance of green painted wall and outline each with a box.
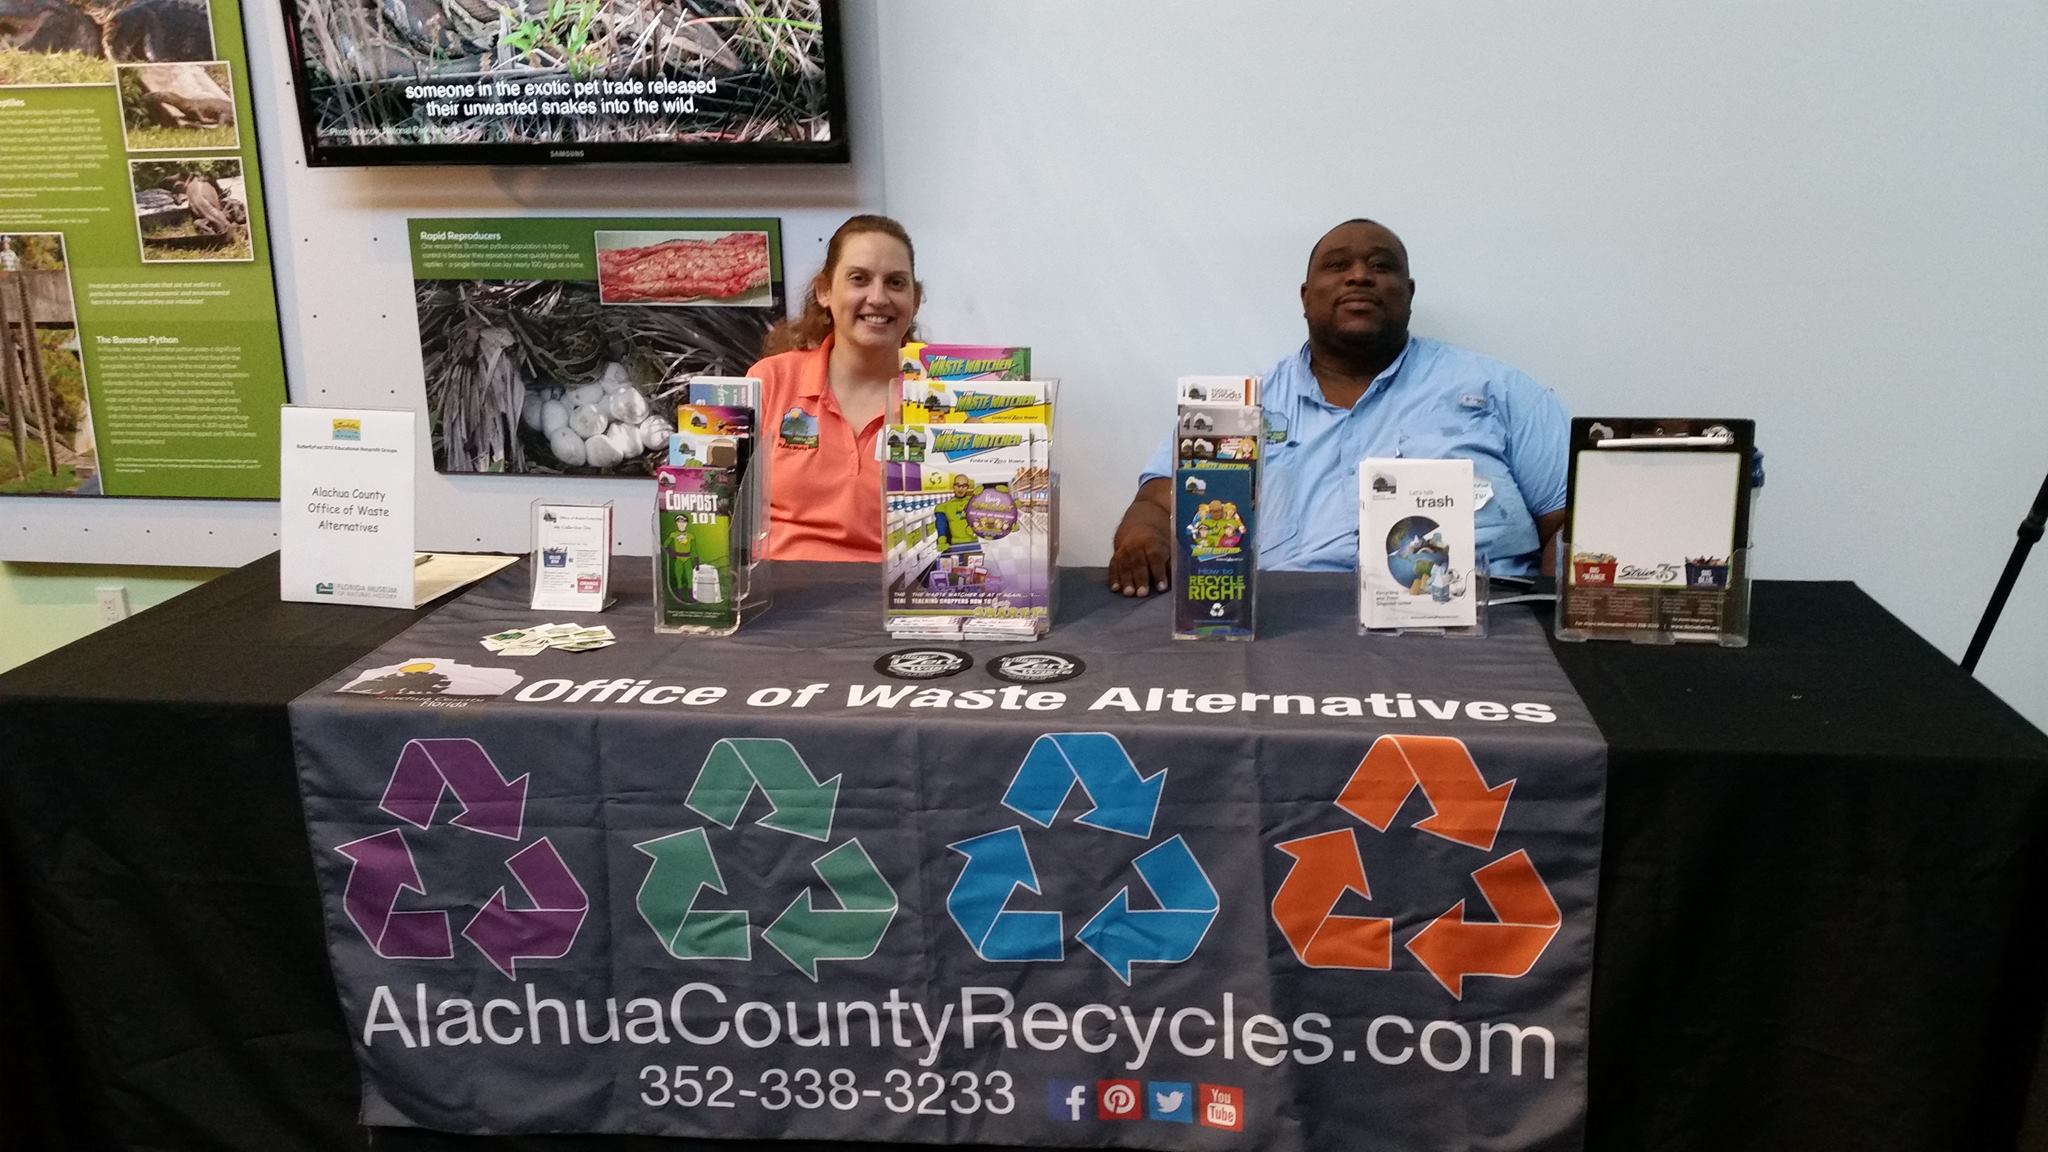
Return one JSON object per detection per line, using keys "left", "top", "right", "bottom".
{"left": 0, "top": 563, "right": 223, "bottom": 674}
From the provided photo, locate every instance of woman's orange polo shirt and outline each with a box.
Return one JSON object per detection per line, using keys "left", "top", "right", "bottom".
{"left": 748, "top": 336, "right": 884, "bottom": 562}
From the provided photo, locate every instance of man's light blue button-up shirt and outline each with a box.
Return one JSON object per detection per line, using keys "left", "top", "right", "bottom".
{"left": 1143, "top": 337, "right": 1569, "bottom": 577}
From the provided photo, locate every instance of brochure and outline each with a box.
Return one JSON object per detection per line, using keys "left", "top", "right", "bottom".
{"left": 883, "top": 423, "right": 1053, "bottom": 638}
{"left": 1172, "top": 397, "right": 1262, "bottom": 640}
{"left": 655, "top": 465, "right": 739, "bottom": 634}
{"left": 899, "top": 343, "right": 1031, "bottom": 381}
{"left": 900, "top": 379, "right": 1054, "bottom": 425}
{"left": 1359, "top": 458, "right": 1478, "bottom": 630}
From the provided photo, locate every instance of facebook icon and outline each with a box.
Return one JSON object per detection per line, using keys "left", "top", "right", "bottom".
{"left": 1046, "top": 1080, "right": 1090, "bottom": 1122}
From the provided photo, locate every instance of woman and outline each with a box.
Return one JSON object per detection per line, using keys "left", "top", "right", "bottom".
{"left": 749, "top": 214, "right": 922, "bottom": 561}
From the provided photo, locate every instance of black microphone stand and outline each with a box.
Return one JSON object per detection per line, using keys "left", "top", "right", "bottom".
{"left": 1961, "top": 469, "right": 2048, "bottom": 675}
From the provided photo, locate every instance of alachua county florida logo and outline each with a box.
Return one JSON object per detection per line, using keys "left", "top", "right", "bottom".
{"left": 337, "top": 658, "right": 522, "bottom": 699}
{"left": 875, "top": 647, "right": 972, "bottom": 680}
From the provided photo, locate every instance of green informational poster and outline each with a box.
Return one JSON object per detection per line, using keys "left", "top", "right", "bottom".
{"left": 0, "top": 0, "right": 287, "bottom": 497}
{"left": 407, "top": 216, "right": 782, "bottom": 478}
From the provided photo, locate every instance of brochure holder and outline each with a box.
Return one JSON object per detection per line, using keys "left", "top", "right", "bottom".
{"left": 1554, "top": 537, "right": 1752, "bottom": 645}
{"left": 529, "top": 500, "right": 614, "bottom": 613}
{"left": 880, "top": 371, "right": 1057, "bottom": 641}
{"left": 1553, "top": 418, "right": 1755, "bottom": 646}
{"left": 654, "top": 378, "right": 771, "bottom": 635}
{"left": 1172, "top": 377, "right": 1263, "bottom": 641}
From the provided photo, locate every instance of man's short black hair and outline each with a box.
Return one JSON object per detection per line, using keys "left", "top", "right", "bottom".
{"left": 1309, "top": 218, "right": 1409, "bottom": 275}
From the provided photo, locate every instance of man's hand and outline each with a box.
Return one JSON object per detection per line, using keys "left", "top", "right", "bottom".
{"left": 1536, "top": 507, "right": 1567, "bottom": 577}
{"left": 1107, "top": 478, "right": 1175, "bottom": 597}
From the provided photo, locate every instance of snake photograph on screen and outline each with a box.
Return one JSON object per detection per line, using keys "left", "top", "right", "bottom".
{"left": 281, "top": 0, "right": 844, "bottom": 163}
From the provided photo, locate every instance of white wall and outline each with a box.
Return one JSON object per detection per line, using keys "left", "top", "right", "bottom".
{"left": 876, "top": 1, "right": 2048, "bottom": 727}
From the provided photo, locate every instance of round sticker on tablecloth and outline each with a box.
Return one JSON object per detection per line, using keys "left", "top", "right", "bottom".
{"left": 987, "top": 652, "right": 1086, "bottom": 685}
{"left": 875, "top": 648, "right": 972, "bottom": 680}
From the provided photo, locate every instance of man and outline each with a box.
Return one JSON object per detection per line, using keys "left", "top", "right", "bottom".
{"left": 933, "top": 473, "right": 983, "bottom": 554}
{"left": 1108, "top": 219, "right": 1569, "bottom": 595}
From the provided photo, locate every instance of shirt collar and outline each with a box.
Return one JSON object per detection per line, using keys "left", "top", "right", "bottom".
{"left": 796, "top": 333, "right": 834, "bottom": 401}
{"left": 1290, "top": 336, "right": 1416, "bottom": 411}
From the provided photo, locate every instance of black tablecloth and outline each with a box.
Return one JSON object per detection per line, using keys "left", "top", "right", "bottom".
{"left": 3, "top": 555, "right": 2044, "bottom": 1152}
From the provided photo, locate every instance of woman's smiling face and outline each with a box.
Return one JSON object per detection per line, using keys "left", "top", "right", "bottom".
{"left": 818, "top": 231, "right": 918, "bottom": 353}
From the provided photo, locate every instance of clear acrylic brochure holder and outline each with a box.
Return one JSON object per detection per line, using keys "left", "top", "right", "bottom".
{"left": 653, "top": 378, "right": 771, "bottom": 636}
{"left": 1552, "top": 536, "right": 1751, "bottom": 646}
{"left": 881, "top": 378, "right": 1059, "bottom": 642}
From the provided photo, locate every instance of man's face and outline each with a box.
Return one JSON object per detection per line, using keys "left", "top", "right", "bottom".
{"left": 1300, "top": 221, "right": 1414, "bottom": 350}
{"left": 952, "top": 475, "right": 975, "bottom": 499}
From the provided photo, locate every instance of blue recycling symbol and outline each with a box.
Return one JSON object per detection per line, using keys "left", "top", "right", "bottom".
{"left": 946, "top": 733, "right": 1218, "bottom": 984}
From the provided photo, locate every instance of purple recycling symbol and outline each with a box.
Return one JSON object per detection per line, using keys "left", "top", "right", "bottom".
{"left": 462, "top": 838, "right": 589, "bottom": 978}
{"left": 380, "top": 736, "right": 528, "bottom": 839}
{"left": 335, "top": 829, "right": 452, "bottom": 959}
{"left": 335, "top": 739, "right": 587, "bottom": 978}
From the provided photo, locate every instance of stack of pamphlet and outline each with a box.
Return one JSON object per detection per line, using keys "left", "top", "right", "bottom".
{"left": 882, "top": 346, "right": 1056, "bottom": 641}
{"left": 655, "top": 377, "right": 769, "bottom": 635}
{"left": 1172, "top": 376, "right": 1262, "bottom": 640}
{"left": 899, "top": 343, "right": 1031, "bottom": 382}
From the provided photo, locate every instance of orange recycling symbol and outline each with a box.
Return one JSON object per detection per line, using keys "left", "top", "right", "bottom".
{"left": 1270, "top": 734, "right": 1560, "bottom": 998}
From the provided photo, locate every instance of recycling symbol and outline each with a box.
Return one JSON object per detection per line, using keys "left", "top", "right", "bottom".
{"left": 633, "top": 738, "right": 898, "bottom": 981}
{"left": 1270, "top": 734, "right": 1560, "bottom": 998}
{"left": 946, "top": 733, "right": 1219, "bottom": 984}
{"left": 336, "top": 738, "right": 589, "bottom": 979}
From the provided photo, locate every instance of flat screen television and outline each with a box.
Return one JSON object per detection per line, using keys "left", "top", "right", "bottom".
{"left": 280, "top": 0, "right": 845, "bottom": 165}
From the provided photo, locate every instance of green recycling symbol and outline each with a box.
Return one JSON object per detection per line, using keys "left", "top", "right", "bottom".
{"left": 633, "top": 738, "right": 897, "bottom": 980}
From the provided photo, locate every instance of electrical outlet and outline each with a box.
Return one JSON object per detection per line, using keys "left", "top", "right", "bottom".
{"left": 95, "top": 586, "right": 129, "bottom": 626}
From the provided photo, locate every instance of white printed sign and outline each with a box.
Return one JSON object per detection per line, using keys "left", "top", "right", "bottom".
{"left": 531, "top": 503, "right": 612, "bottom": 612}
{"left": 280, "top": 406, "right": 417, "bottom": 608}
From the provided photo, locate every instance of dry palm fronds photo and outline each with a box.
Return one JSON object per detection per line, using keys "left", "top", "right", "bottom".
{"left": 420, "top": 277, "right": 780, "bottom": 476}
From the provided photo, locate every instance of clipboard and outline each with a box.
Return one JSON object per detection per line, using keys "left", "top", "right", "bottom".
{"left": 1555, "top": 418, "right": 1756, "bottom": 646}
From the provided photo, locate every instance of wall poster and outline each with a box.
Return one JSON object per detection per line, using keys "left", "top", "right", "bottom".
{"left": 0, "top": 0, "right": 288, "bottom": 497}
{"left": 408, "top": 216, "right": 783, "bottom": 478}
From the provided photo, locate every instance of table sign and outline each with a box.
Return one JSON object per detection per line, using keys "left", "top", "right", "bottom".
{"left": 1556, "top": 418, "right": 1756, "bottom": 645}
{"left": 1359, "top": 457, "right": 1484, "bottom": 634}
{"left": 530, "top": 502, "right": 614, "bottom": 613}
{"left": 280, "top": 406, "right": 419, "bottom": 608}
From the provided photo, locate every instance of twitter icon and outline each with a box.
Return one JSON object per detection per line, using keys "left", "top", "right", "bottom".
{"left": 1147, "top": 1081, "right": 1193, "bottom": 1124}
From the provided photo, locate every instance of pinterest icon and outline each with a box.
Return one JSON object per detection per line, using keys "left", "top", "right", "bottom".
{"left": 1096, "top": 1079, "right": 1141, "bottom": 1121}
